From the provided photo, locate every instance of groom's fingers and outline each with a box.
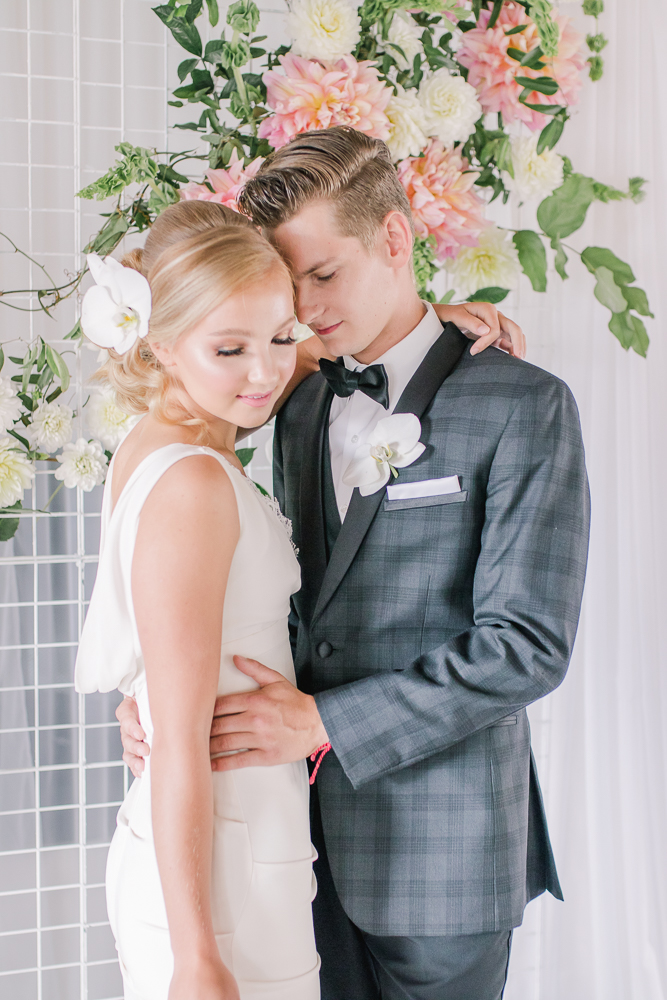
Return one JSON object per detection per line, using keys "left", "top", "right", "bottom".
{"left": 211, "top": 748, "right": 270, "bottom": 772}
{"left": 210, "top": 731, "right": 259, "bottom": 757}
{"left": 232, "top": 655, "right": 286, "bottom": 685}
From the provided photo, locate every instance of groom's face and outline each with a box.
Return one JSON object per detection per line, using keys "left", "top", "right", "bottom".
{"left": 271, "top": 200, "right": 405, "bottom": 359}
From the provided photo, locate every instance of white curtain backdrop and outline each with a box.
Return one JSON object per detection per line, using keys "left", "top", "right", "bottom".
{"left": 505, "top": 2, "right": 667, "bottom": 997}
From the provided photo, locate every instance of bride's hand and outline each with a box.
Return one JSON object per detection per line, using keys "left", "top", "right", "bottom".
{"left": 169, "top": 957, "right": 240, "bottom": 1000}
{"left": 433, "top": 301, "right": 526, "bottom": 359}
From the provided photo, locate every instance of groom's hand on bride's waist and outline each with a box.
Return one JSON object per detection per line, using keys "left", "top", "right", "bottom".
{"left": 209, "top": 656, "right": 329, "bottom": 771}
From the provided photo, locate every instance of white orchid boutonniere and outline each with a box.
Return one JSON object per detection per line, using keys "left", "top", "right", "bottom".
{"left": 342, "top": 413, "right": 425, "bottom": 497}
{"left": 81, "top": 253, "right": 152, "bottom": 355}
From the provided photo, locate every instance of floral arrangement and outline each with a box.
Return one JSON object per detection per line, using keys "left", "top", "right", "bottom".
{"left": 0, "top": 0, "right": 654, "bottom": 536}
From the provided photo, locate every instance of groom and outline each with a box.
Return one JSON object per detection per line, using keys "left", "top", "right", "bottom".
{"left": 121, "top": 128, "right": 590, "bottom": 998}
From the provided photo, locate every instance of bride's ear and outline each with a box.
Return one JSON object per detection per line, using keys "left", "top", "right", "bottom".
{"left": 149, "top": 339, "right": 176, "bottom": 368}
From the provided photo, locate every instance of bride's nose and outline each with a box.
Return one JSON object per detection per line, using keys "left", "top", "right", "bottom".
{"left": 246, "top": 349, "right": 278, "bottom": 388}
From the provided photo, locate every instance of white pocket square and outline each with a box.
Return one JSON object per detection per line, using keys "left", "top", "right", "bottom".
{"left": 386, "top": 475, "right": 461, "bottom": 501}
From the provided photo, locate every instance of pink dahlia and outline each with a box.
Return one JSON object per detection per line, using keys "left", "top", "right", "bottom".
{"left": 259, "top": 52, "right": 391, "bottom": 149}
{"left": 179, "top": 149, "right": 264, "bottom": 213}
{"left": 457, "top": 2, "right": 586, "bottom": 130}
{"left": 397, "top": 140, "right": 489, "bottom": 262}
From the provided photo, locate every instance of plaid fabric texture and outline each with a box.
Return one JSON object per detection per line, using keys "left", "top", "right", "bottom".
{"left": 274, "top": 333, "right": 590, "bottom": 935}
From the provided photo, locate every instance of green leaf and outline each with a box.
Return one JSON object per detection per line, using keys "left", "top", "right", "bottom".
{"left": 515, "top": 75, "right": 559, "bottom": 95}
{"left": 44, "top": 345, "right": 70, "bottom": 392}
{"left": 86, "top": 212, "right": 130, "bottom": 255}
{"left": 235, "top": 447, "right": 256, "bottom": 468}
{"left": 153, "top": 5, "right": 203, "bottom": 55}
{"left": 467, "top": 287, "right": 510, "bottom": 304}
{"left": 628, "top": 314, "right": 649, "bottom": 357}
{"left": 580, "top": 246, "right": 635, "bottom": 285}
{"left": 0, "top": 345, "right": 4, "bottom": 372}
{"left": 486, "top": 0, "right": 503, "bottom": 29}
{"left": 0, "top": 501, "right": 22, "bottom": 543}
{"left": 65, "top": 319, "right": 83, "bottom": 341}
{"left": 521, "top": 102, "right": 564, "bottom": 116}
{"left": 513, "top": 230, "right": 547, "bottom": 293}
{"left": 205, "top": 0, "right": 219, "bottom": 23}
{"left": 621, "top": 285, "right": 653, "bottom": 318}
{"left": 505, "top": 24, "right": 527, "bottom": 35}
{"left": 184, "top": 0, "right": 203, "bottom": 23}
{"left": 536, "top": 116, "right": 564, "bottom": 153}
{"left": 582, "top": 0, "right": 604, "bottom": 14}
{"left": 439, "top": 289, "right": 456, "bottom": 304}
{"left": 551, "top": 237, "right": 568, "bottom": 280}
{"left": 507, "top": 47, "right": 525, "bottom": 62}
{"left": 593, "top": 266, "right": 627, "bottom": 314}
{"left": 520, "top": 46, "right": 545, "bottom": 69}
{"left": 608, "top": 309, "right": 648, "bottom": 355}
{"left": 177, "top": 57, "right": 198, "bottom": 82}
{"left": 537, "top": 174, "right": 596, "bottom": 239}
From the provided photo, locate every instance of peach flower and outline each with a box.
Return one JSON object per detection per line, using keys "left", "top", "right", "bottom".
{"left": 259, "top": 52, "right": 391, "bottom": 149}
{"left": 397, "top": 140, "right": 489, "bottom": 261}
{"left": 457, "top": 2, "right": 586, "bottom": 130}
{"left": 179, "top": 149, "right": 264, "bottom": 212}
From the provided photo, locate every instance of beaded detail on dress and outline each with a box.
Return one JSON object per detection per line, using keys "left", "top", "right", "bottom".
{"left": 246, "top": 477, "right": 298, "bottom": 556}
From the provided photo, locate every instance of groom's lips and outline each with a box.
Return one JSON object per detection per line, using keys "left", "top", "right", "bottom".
{"left": 315, "top": 321, "right": 342, "bottom": 337}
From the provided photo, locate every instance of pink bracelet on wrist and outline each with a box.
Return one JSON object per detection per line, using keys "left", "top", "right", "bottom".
{"left": 308, "top": 742, "right": 332, "bottom": 785}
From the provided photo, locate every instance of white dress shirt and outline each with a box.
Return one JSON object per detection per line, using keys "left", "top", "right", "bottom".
{"left": 329, "top": 302, "right": 444, "bottom": 520}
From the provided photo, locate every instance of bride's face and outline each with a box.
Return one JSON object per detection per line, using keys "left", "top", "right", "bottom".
{"left": 151, "top": 271, "right": 297, "bottom": 429}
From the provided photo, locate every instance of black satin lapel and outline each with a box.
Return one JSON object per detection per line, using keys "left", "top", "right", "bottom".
{"left": 295, "top": 377, "right": 333, "bottom": 625}
{"left": 311, "top": 323, "right": 468, "bottom": 623}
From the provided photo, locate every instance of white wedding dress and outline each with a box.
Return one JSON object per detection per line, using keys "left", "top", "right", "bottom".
{"left": 75, "top": 443, "right": 320, "bottom": 1000}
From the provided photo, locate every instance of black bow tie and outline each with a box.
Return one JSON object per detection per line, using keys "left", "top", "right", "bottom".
{"left": 319, "top": 357, "right": 389, "bottom": 409}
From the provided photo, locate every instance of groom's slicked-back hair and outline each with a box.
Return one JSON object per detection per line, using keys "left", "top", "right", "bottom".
{"left": 237, "top": 126, "right": 414, "bottom": 251}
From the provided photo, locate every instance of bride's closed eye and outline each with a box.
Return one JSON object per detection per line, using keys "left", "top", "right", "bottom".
{"left": 272, "top": 335, "right": 296, "bottom": 346}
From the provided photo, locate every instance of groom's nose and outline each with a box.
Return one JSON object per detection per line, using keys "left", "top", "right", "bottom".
{"left": 294, "top": 280, "right": 320, "bottom": 328}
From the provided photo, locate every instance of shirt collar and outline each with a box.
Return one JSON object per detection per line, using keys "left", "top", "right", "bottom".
{"left": 342, "top": 302, "right": 444, "bottom": 409}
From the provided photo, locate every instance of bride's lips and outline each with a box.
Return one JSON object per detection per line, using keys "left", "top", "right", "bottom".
{"left": 237, "top": 391, "right": 274, "bottom": 408}
{"left": 315, "top": 321, "right": 342, "bottom": 337}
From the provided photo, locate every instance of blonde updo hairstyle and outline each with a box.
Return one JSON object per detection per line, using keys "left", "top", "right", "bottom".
{"left": 94, "top": 201, "right": 293, "bottom": 438}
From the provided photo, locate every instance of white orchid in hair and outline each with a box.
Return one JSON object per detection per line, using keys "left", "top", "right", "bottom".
{"left": 343, "top": 413, "right": 425, "bottom": 497}
{"left": 81, "top": 254, "right": 152, "bottom": 355}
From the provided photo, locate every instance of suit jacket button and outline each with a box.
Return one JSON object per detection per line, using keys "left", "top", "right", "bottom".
{"left": 317, "top": 641, "right": 333, "bottom": 658}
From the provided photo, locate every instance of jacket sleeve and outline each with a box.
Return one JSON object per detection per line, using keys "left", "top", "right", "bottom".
{"left": 314, "top": 376, "right": 591, "bottom": 789}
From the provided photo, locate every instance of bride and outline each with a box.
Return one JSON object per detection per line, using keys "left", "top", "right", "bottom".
{"left": 75, "top": 201, "right": 522, "bottom": 1000}
{"left": 76, "top": 211, "right": 323, "bottom": 1000}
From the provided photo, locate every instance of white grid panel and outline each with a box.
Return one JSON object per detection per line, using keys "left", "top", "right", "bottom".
{"left": 0, "top": 2, "right": 284, "bottom": 997}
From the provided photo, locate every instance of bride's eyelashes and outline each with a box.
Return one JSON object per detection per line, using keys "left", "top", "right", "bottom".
{"left": 216, "top": 335, "right": 295, "bottom": 357}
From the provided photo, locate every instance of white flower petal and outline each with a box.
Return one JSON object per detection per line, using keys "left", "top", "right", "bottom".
{"left": 81, "top": 286, "right": 125, "bottom": 349}
{"left": 392, "top": 442, "right": 426, "bottom": 468}
{"left": 342, "top": 454, "right": 383, "bottom": 489}
{"left": 359, "top": 464, "right": 391, "bottom": 497}
{"left": 369, "top": 413, "right": 422, "bottom": 451}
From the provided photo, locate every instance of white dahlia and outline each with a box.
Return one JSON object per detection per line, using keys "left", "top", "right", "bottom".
{"left": 288, "top": 0, "right": 361, "bottom": 63}
{"left": 0, "top": 437, "right": 35, "bottom": 509}
{"left": 419, "top": 69, "right": 481, "bottom": 148}
{"left": 377, "top": 11, "right": 423, "bottom": 71}
{"left": 86, "top": 388, "right": 138, "bottom": 451}
{"left": 506, "top": 133, "right": 564, "bottom": 202}
{"left": 385, "top": 87, "right": 429, "bottom": 162}
{"left": 0, "top": 376, "right": 22, "bottom": 432}
{"left": 445, "top": 225, "right": 520, "bottom": 296}
{"left": 54, "top": 438, "right": 107, "bottom": 492}
{"left": 26, "top": 401, "right": 73, "bottom": 453}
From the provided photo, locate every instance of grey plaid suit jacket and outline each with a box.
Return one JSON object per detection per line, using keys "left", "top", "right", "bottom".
{"left": 273, "top": 323, "right": 590, "bottom": 936}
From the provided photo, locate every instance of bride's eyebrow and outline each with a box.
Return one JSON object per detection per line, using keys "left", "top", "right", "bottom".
{"left": 206, "top": 328, "right": 250, "bottom": 337}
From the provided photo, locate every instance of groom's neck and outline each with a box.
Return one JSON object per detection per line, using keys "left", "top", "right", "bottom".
{"left": 352, "top": 288, "right": 426, "bottom": 366}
